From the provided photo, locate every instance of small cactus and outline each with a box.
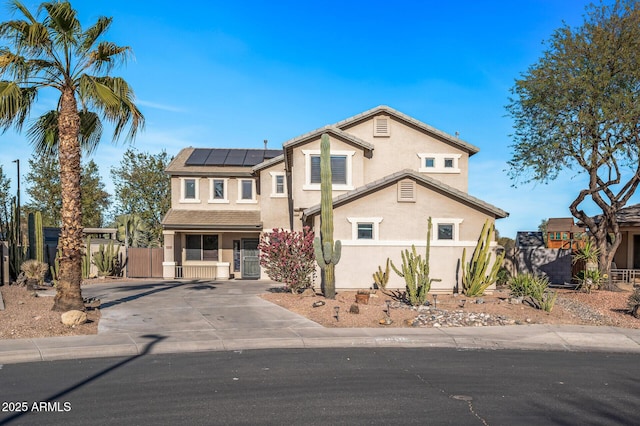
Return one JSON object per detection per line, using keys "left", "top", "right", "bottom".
{"left": 373, "top": 258, "right": 390, "bottom": 290}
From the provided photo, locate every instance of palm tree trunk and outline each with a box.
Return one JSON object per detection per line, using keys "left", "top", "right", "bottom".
{"left": 52, "top": 88, "right": 85, "bottom": 312}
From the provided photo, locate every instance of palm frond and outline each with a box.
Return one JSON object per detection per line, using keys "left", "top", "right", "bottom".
{"left": 0, "top": 20, "right": 51, "bottom": 56}
{"left": 80, "top": 16, "right": 112, "bottom": 53}
{"left": 27, "top": 109, "right": 58, "bottom": 157}
{"left": 77, "top": 110, "right": 103, "bottom": 154}
{"left": 0, "top": 81, "right": 36, "bottom": 131}
{"left": 41, "top": 1, "right": 81, "bottom": 46}
{"left": 27, "top": 109, "right": 103, "bottom": 157}
{"left": 87, "top": 41, "right": 131, "bottom": 74}
{"left": 8, "top": 0, "right": 38, "bottom": 24}
{"left": 78, "top": 74, "right": 144, "bottom": 142}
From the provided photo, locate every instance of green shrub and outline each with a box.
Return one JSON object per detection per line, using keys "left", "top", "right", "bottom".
{"left": 628, "top": 289, "right": 640, "bottom": 318}
{"left": 509, "top": 273, "right": 557, "bottom": 312}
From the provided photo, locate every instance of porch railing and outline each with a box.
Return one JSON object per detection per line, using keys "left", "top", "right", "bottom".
{"left": 610, "top": 269, "right": 640, "bottom": 285}
{"left": 175, "top": 265, "right": 217, "bottom": 279}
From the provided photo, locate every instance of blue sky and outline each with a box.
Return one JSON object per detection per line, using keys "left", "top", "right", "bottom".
{"left": 0, "top": 0, "right": 630, "bottom": 238}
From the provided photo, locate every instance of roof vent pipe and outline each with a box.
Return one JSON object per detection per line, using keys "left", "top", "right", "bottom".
{"left": 264, "top": 139, "right": 268, "bottom": 149}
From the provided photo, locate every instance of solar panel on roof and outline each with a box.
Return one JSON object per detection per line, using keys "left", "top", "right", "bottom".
{"left": 205, "top": 149, "right": 230, "bottom": 166}
{"left": 264, "top": 150, "right": 282, "bottom": 159}
{"left": 185, "top": 149, "right": 211, "bottom": 165}
{"left": 244, "top": 150, "right": 264, "bottom": 166}
{"left": 225, "top": 150, "right": 247, "bottom": 166}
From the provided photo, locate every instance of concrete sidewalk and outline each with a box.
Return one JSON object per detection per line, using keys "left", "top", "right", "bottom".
{"left": 1, "top": 279, "right": 640, "bottom": 364}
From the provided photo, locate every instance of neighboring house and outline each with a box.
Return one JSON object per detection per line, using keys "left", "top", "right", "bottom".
{"left": 606, "top": 204, "right": 640, "bottom": 270}
{"left": 161, "top": 105, "right": 508, "bottom": 292}
{"left": 546, "top": 217, "right": 585, "bottom": 249}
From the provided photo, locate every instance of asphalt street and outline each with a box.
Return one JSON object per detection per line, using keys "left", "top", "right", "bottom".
{"left": 1, "top": 348, "right": 638, "bottom": 425}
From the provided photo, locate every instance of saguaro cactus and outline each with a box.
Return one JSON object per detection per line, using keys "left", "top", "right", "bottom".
{"left": 461, "top": 219, "right": 505, "bottom": 297}
{"left": 313, "top": 133, "right": 341, "bottom": 299}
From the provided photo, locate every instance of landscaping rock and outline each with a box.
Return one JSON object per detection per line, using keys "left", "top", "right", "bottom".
{"left": 61, "top": 310, "right": 87, "bottom": 327}
{"left": 349, "top": 304, "right": 360, "bottom": 314}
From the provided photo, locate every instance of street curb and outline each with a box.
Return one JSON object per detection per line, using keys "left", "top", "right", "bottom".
{"left": 2, "top": 325, "right": 640, "bottom": 365}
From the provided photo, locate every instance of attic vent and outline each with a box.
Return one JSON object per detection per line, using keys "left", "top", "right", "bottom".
{"left": 397, "top": 180, "right": 416, "bottom": 202}
{"left": 374, "top": 116, "right": 390, "bottom": 137}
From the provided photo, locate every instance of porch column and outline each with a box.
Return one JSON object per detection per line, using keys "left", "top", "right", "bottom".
{"left": 163, "top": 230, "right": 176, "bottom": 279}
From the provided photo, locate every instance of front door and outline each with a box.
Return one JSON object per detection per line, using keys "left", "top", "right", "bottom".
{"left": 242, "top": 239, "right": 260, "bottom": 279}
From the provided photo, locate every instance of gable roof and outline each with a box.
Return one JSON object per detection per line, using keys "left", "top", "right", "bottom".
{"left": 252, "top": 154, "right": 284, "bottom": 173}
{"left": 302, "top": 169, "right": 508, "bottom": 220}
{"left": 547, "top": 217, "right": 584, "bottom": 233}
{"left": 333, "top": 105, "right": 480, "bottom": 156}
{"left": 282, "top": 127, "right": 374, "bottom": 171}
{"left": 166, "top": 147, "right": 283, "bottom": 177}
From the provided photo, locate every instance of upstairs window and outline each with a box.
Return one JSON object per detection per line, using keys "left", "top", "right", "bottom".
{"left": 237, "top": 179, "right": 257, "bottom": 203}
{"left": 180, "top": 178, "right": 200, "bottom": 203}
{"left": 310, "top": 155, "right": 347, "bottom": 185}
{"left": 270, "top": 172, "right": 287, "bottom": 197}
{"left": 303, "top": 149, "right": 355, "bottom": 190}
{"left": 209, "top": 178, "right": 228, "bottom": 203}
{"left": 418, "top": 154, "right": 462, "bottom": 174}
{"left": 185, "top": 179, "right": 196, "bottom": 198}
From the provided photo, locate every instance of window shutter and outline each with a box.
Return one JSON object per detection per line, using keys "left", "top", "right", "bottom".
{"left": 374, "top": 116, "right": 390, "bottom": 137}
{"left": 397, "top": 180, "right": 416, "bottom": 202}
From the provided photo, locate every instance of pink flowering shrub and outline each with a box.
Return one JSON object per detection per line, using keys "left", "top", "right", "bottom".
{"left": 258, "top": 227, "right": 316, "bottom": 293}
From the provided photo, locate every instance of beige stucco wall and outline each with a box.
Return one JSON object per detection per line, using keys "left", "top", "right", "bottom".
{"left": 170, "top": 176, "right": 261, "bottom": 212}
{"left": 289, "top": 134, "right": 366, "bottom": 227}
{"left": 613, "top": 227, "right": 640, "bottom": 269}
{"left": 342, "top": 115, "right": 470, "bottom": 192}
{"left": 310, "top": 180, "right": 500, "bottom": 293}
{"left": 257, "top": 162, "right": 290, "bottom": 230}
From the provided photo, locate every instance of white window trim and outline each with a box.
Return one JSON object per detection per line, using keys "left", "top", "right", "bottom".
{"left": 269, "top": 171, "right": 287, "bottom": 198}
{"left": 418, "top": 153, "right": 462, "bottom": 173}
{"left": 302, "top": 149, "right": 355, "bottom": 191}
{"left": 431, "top": 218, "right": 464, "bottom": 241}
{"left": 237, "top": 179, "right": 257, "bottom": 204}
{"left": 347, "top": 217, "right": 383, "bottom": 241}
{"left": 208, "top": 178, "right": 229, "bottom": 204}
{"left": 180, "top": 177, "right": 201, "bottom": 203}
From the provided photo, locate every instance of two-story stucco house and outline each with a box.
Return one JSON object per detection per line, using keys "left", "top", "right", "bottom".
{"left": 161, "top": 105, "right": 508, "bottom": 292}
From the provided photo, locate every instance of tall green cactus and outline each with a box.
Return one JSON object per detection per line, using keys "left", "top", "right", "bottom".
{"left": 27, "top": 212, "right": 44, "bottom": 262}
{"left": 82, "top": 236, "right": 92, "bottom": 279}
{"left": 461, "top": 219, "right": 505, "bottom": 297}
{"left": 34, "top": 211, "right": 44, "bottom": 262}
{"left": 313, "top": 133, "right": 341, "bottom": 299}
{"left": 28, "top": 212, "right": 35, "bottom": 260}
{"left": 7, "top": 197, "right": 25, "bottom": 281}
{"left": 390, "top": 217, "right": 440, "bottom": 306}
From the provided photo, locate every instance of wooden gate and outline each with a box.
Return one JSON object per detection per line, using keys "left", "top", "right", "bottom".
{"left": 127, "top": 248, "right": 164, "bottom": 278}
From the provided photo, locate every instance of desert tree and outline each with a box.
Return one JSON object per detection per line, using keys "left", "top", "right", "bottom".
{"left": 506, "top": 0, "right": 640, "bottom": 287}
{"left": 0, "top": 1, "right": 143, "bottom": 310}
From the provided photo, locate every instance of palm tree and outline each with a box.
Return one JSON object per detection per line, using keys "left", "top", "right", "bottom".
{"left": 0, "top": 1, "right": 144, "bottom": 311}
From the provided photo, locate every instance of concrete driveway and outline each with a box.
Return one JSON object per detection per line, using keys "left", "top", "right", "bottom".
{"left": 83, "top": 279, "right": 322, "bottom": 335}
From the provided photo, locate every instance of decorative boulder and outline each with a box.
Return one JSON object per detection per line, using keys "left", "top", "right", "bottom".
{"left": 61, "top": 310, "right": 87, "bottom": 326}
